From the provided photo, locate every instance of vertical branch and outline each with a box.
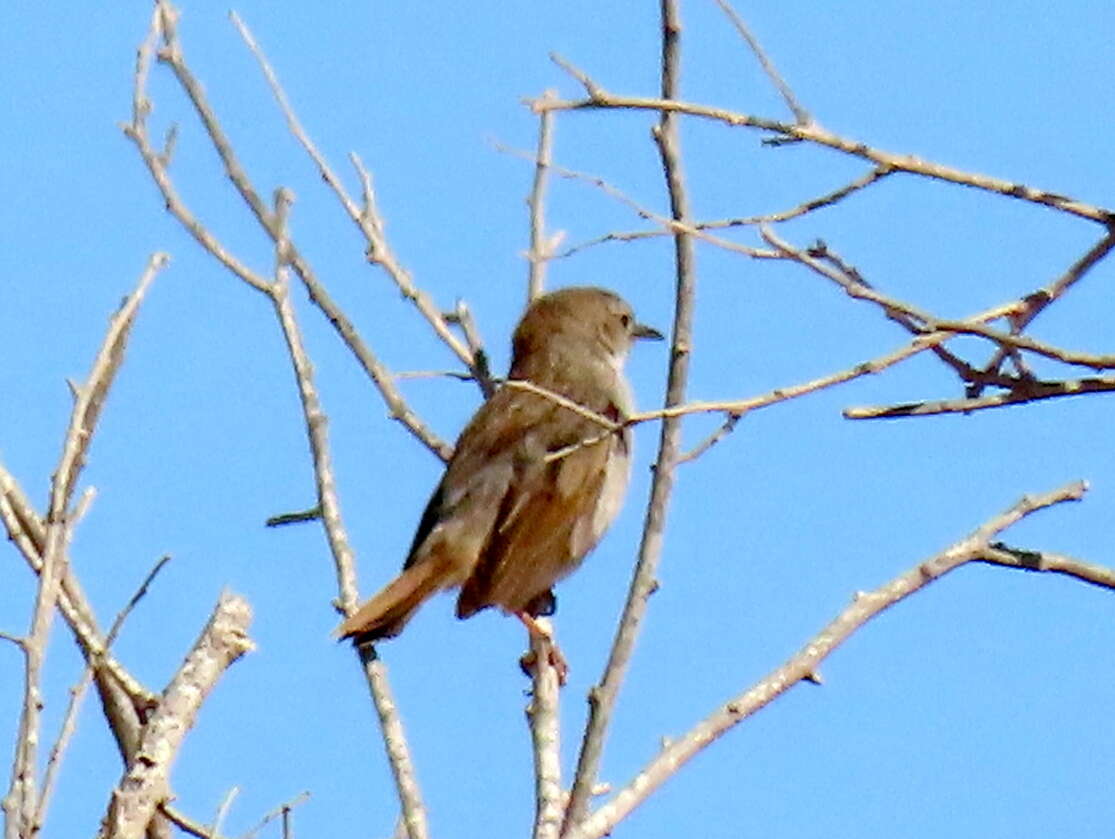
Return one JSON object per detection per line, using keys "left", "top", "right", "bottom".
{"left": 563, "top": 1, "right": 698, "bottom": 833}
{"left": 527, "top": 625, "right": 563, "bottom": 839}
{"left": 527, "top": 91, "right": 557, "bottom": 302}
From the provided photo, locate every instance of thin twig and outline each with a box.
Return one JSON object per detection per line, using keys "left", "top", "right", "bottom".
{"left": 447, "top": 300, "right": 494, "bottom": 397}
{"left": 230, "top": 11, "right": 484, "bottom": 389}
{"left": 496, "top": 142, "right": 774, "bottom": 260}
{"left": 238, "top": 791, "right": 311, "bottom": 839}
{"left": 127, "top": 3, "right": 451, "bottom": 462}
{"left": 763, "top": 228, "right": 1115, "bottom": 381}
{"left": 554, "top": 164, "right": 890, "bottom": 260}
{"left": 567, "top": 481, "right": 1091, "bottom": 838}
{"left": 976, "top": 544, "right": 1115, "bottom": 589}
{"left": 0, "top": 462, "right": 157, "bottom": 711}
{"left": 358, "top": 646, "right": 429, "bottom": 839}
{"left": 503, "top": 380, "right": 621, "bottom": 431}
{"left": 269, "top": 189, "right": 360, "bottom": 614}
{"left": 676, "top": 411, "right": 741, "bottom": 464}
{"left": 268, "top": 193, "right": 429, "bottom": 839}
{"left": 210, "top": 787, "right": 239, "bottom": 839}
{"left": 158, "top": 804, "right": 230, "bottom": 839}
{"left": 713, "top": 0, "right": 811, "bottom": 124}
{"left": 972, "top": 232, "right": 1115, "bottom": 393}
{"left": 35, "top": 555, "right": 173, "bottom": 831}
{"left": 526, "top": 91, "right": 557, "bottom": 301}
{"left": 3, "top": 253, "right": 165, "bottom": 839}
{"left": 844, "top": 374, "right": 1115, "bottom": 419}
{"left": 534, "top": 88, "right": 1114, "bottom": 226}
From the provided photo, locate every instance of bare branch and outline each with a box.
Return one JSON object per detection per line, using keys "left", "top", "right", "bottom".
{"left": 977, "top": 544, "right": 1115, "bottom": 589}
{"left": 357, "top": 647, "right": 429, "bottom": 839}
{"left": 269, "top": 191, "right": 360, "bottom": 613}
{"left": 123, "top": 9, "right": 269, "bottom": 293}
{"left": 157, "top": 805, "right": 229, "bottom": 839}
{"left": 0, "top": 462, "right": 158, "bottom": 727}
{"left": 100, "top": 593, "right": 254, "bottom": 839}
{"left": 568, "top": 481, "right": 1091, "bottom": 838}
{"left": 229, "top": 11, "right": 484, "bottom": 388}
{"left": 496, "top": 143, "right": 774, "bottom": 260}
{"left": 526, "top": 623, "right": 563, "bottom": 839}
{"left": 556, "top": 165, "right": 890, "bottom": 260}
{"left": 535, "top": 91, "right": 1114, "bottom": 226}
{"left": 676, "top": 411, "right": 741, "bottom": 464}
{"left": 844, "top": 374, "right": 1115, "bottom": 419}
{"left": 3, "top": 254, "right": 165, "bottom": 839}
{"left": 972, "top": 232, "right": 1115, "bottom": 392}
{"left": 35, "top": 556, "right": 173, "bottom": 830}
{"left": 52, "top": 254, "right": 166, "bottom": 510}
{"left": 526, "top": 91, "right": 558, "bottom": 301}
{"left": 713, "top": 0, "right": 811, "bottom": 124}
{"left": 564, "top": 1, "right": 697, "bottom": 830}
{"left": 210, "top": 787, "right": 239, "bottom": 839}
{"left": 445, "top": 300, "right": 494, "bottom": 397}
{"left": 238, "top": 791, "right": 311, "bottom": 839}
{"left": 126, "top": 2, "right": 452, "bottom": 462}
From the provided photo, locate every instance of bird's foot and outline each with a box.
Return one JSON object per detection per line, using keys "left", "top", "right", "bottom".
{"left": 516, "top": 612, "right": 568, "bottom": 686}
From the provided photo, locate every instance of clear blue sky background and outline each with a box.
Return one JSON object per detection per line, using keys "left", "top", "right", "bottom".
{"left": 2, "top": 3, "right": 1114, "bottom": 837}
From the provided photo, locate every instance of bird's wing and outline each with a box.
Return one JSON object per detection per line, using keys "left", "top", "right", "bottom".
{"left": 455, "top": 399, "right": 626, "bottom": 618}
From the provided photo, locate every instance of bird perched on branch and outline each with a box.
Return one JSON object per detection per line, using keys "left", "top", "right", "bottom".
{"left": 336, "top": 286, "right": 661, "bottom": 680}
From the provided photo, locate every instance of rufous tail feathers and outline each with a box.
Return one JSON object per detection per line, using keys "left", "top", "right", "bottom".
{"left": 336, "top": 557, "right": 451, "bottom": 643}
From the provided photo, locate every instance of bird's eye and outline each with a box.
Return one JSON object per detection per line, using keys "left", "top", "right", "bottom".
{"left": 620, "top": 313, "right": 631, "bottom": 329}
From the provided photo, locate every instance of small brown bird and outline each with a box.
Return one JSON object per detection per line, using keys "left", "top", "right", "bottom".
{"left": 336, "top": 287, "right": 660, "bottom": 672}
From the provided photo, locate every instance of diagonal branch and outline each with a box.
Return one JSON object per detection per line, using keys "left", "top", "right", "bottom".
{"left": 99, "top": 593, "right": 254, "bottom": 839}
{"left": 568, "top": 481, "right": 1092, "bottom": 839}
{"left": 229, "top": 11, "right": 485, "bottom": 391}
{"left": 713, "top": 0, "right": 811, "bottom": 124}
{"left": 128, "top": 2, "right": 451, "bottom": 462}
{"left": 3, "top": 253, "right": 166, "bottom": 839}
{"left": 536, "top": 86, "right": 1114, "bottom": 226}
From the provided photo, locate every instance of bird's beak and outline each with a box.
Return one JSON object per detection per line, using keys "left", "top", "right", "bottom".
{"left": 633, "top": 322, "right": 664, "bottom": 341}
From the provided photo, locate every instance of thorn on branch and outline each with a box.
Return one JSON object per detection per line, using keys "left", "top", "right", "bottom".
{"left": 265, "top": 506, "right": 322, "bottom": 527}
{"left": 762, "top": 134, "right": 803, "bottom": 147}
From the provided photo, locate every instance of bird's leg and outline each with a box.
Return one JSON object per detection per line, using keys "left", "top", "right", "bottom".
{"left": 516, "top": 612, "right": 568, "bottom": 685}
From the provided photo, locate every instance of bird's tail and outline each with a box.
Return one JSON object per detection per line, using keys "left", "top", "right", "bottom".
{"left": 335, "top": 557, "right": 452, "bottom": 643}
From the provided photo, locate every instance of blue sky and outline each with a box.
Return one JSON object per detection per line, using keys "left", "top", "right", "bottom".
{"left": 2, "top": 2, "right": 1114, "bottom": 838}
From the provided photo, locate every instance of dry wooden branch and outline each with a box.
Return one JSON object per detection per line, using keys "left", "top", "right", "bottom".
{"left": 536, "top": 86, "right": 1114, "bottom": 226}
{"left": 526, "top": 621, "right": 563, "bottom": 839}
{"left": 566, "top": 481, "right": 1093, "bottom": 839}
{"left": 100, "top": 593, "right": 254, "bottom": 839}
{"left": 125, "top": 9, "right": 434, "bottom": 836}
{"left": 125, "top": 2, "right": 452, "bottom": 462}
{"left": 2, "top": 253, "right": 166, "bottom": 839}
{"left": 564, "top": 1, "right": 697, "bottom": 831}
{"left": 229, "top": 12, "right": 487, "bottom": 394}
